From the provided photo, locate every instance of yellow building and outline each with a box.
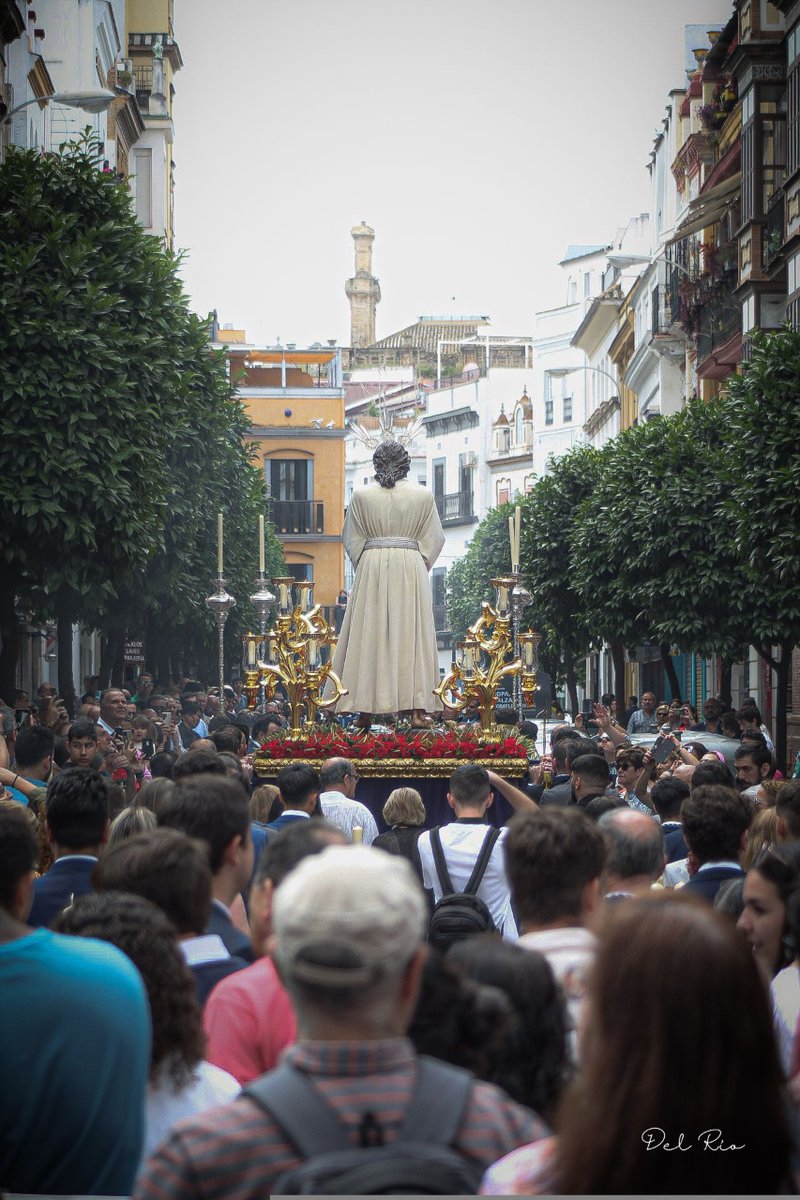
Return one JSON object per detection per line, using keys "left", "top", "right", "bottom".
{"left": 125, "top": 0, "right": 182, "bottom": 248}
{"left": 222, "top": 340, "right": 346, "bottom": 608}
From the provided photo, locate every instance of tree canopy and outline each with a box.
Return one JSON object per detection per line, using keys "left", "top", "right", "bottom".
{"left": 0, "top": 138, "right": 283, "bottom": 703}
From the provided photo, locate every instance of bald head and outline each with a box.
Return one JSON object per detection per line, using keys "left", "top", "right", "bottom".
{"left": 599, "top": 808, "right": 665, "bottom": 893}
{"left": 320, "top": 757, "right": 357, "bottom": 797}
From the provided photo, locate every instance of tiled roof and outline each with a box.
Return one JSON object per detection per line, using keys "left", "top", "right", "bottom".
{"left": 371, "top": 318, "right": 489, "bottom": 354}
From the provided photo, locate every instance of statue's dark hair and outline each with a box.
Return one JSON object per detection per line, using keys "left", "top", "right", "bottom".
{"left": 373, "top": 440, "right": 411, "bottom": 488}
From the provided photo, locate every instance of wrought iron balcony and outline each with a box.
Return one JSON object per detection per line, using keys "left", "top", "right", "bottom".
{"left": 268, "top": 499, "right": 324, "bottom": 536}
{"left": 434, "top": 490, "right": 476, "bottom": 526}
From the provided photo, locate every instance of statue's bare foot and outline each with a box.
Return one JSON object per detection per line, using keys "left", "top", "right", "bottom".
{"left": 411, "top": 709, "right": 434, "bottom": 729}
{"left": 354, "top": 712, "right": 373, "bottom": 731}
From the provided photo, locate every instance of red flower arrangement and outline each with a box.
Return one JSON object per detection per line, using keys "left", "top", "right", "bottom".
{"left": 256, "top": 727, "right": 529, "bottom": 763}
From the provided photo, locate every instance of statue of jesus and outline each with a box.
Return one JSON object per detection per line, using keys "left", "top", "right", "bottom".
{"left": 330, "top": 440, "right": 444, "bottom": 729}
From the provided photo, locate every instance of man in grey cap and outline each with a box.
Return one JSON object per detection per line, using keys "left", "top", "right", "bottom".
{"left": 136, "top": 847, "right": 546, "bottom": 1200}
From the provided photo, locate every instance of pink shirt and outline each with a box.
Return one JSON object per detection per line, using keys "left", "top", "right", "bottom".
{"left": 203, "top": 957, "right": 296, "bottom": 1085}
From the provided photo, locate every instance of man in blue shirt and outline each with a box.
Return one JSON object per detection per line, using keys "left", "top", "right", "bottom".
{"left": 5, "top": 725, "right": 54, "bottom": 805}
{"left": 0, "top": 805, "right": 150, "bottom": 1195}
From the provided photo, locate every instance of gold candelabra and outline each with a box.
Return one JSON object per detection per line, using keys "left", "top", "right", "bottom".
{"left": 243, "top": 577, "right": 347, "bottom": 737}
{"left": 434, "top": 575, "right": 539, "bottom": 742}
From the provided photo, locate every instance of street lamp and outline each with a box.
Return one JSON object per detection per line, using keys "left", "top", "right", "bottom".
{"left": 0, "top": 89, "right": 117, "bottom": 128}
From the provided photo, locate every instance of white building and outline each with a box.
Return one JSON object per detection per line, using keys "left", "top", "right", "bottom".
{"left": 420, "top": 363, "right": 533, "bottom": 673}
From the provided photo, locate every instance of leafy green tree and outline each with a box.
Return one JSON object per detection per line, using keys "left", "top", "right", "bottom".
{"left": 0, "top": 138, "right": 283, "bottom": 705}
{"left": 724, "top": 328, "right": 800, "bottom": 770}
{"left": 523, "top": 446, "right": 603, "bottom": 713}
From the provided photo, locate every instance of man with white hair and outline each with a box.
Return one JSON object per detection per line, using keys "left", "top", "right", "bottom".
{"left": 136, "top": 847, "right": 545, "bottom": 1199}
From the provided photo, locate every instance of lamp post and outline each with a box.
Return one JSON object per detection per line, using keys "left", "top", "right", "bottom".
{"left": 0, "top": 89, "right": 117, "bottom": 127}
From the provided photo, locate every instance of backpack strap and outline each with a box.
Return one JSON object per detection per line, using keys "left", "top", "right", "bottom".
{"left": 244, "top": 1055, "right": 475, "bottom": 1155}
{"left": 429, "top": 825, "right": 455, "bottom": 894}
{"left": 398, "top": 1055, "right": 474, "bottom": 1145}
{"left": 243, "top": 1062, "right": 347, "bottom": 1157}
{"left": 462, "top": 826, "right": 502, "bottom": 896}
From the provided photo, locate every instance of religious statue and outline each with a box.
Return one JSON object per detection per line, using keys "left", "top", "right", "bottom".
{"left": 329, "top": 439, "right": 444, "bottom": 729}
{"left": 152, "top": 35, "right": 164, "bottom": 60}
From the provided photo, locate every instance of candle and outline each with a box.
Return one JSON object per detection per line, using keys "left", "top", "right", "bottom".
{"left": 258, "top": 514, "right": 265, "bottom": 575}
{"left": 306, "top": 637, "right": 319, "bottom": 669}
{"left": 508, "top": 515, "right": 515, "bottom": 568}
{"left": 217, "top": 513, "right": 223, "bottom": 574}
{"left": 245, "top": 634, "right": 257, "bottom": 669}
{"left": 352, "top": 826, "right": 363, "bottom": 844}
{"left": 515, "top": 505, "right": 521, "bottom": 563}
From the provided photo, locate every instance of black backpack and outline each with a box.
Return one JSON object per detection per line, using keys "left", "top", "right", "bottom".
{"left": 243, "top": 1054, "right": 484, "bottom": 1195}
{"left": 426, "top": 825, "right": 501, "bottom": 952}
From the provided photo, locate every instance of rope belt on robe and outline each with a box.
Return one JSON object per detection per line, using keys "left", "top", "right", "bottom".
{"left": 362, "top": 537, "right": 420, "bottom": 551}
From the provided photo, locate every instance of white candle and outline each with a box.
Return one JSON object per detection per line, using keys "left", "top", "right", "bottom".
{"left": 508, "top": 515, "right": 515, "bottom": 567}
{"left": 245, "top": 635, "right": 257, "bottom": 669}
{"left": 258, "top": 514, "right": 265, "bottom": 575}
{"left": 217, "top": 513, "right": 223, "bottom": 574}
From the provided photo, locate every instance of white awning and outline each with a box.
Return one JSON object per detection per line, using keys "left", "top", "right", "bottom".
{"left": 668, "top": 172, "right": 741, "bottom": 244}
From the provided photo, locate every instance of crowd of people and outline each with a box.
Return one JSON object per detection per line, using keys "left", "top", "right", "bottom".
{"left": 2, "top": 670, "right": 800, "bottom": 1195}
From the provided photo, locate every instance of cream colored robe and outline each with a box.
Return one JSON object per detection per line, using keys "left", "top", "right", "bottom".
{"left": 330, "top": 479, "right": 445, "bottom": 714}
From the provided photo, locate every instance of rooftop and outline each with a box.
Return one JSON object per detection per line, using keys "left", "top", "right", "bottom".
{"left": 559, "top": 244, "right": 608, "bottom": 264}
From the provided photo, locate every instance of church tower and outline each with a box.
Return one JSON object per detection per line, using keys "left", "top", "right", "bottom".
{"left": 345, "top": 222, "right": 381, "bottom": 348}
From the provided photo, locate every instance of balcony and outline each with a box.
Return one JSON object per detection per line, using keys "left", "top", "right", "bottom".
{"left": 268, "top": 499, "right": 324, "bottom": 536}
{"left": 433, "top": 604, "right": 449, "bottom": 633}
{"left": 435, "top": 490, "right": 477, "bottom": 527}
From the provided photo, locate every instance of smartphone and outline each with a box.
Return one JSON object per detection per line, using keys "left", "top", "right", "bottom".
{"left": 652, "top": 736, "right": 676, "bottom": 765}
{"left": 141, "top": 738, "right": 155, "bottom": 759}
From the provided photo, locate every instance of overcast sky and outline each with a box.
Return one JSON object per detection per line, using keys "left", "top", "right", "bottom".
{"left": 173, "top": 0, "right": 733, "bottom": 347}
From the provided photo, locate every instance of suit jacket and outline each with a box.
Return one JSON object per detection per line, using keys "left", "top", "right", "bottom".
{"left": 206, "top": 902, "right": 254, "bottom": 963}
{"left": 265, "top": 811, "right": 311, "bottom": 836}
{"left": 28, "top": 856, "right": 97, "bottom": 928}
{"left": 177, "top": 721, "right": 201, "bottom": 747}
{"left": 663, "top": 824, "right": 688, "bottom": 864}
{"left": 540, "top": 780, "right": 573, "bottom": 808}
{"left": 683, "top": 864, "right": 745, "bottom": 904}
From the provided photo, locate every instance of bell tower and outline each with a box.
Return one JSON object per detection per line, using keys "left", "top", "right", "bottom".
{"left": 345, "top": 221, "right": 381, "bottom": 348}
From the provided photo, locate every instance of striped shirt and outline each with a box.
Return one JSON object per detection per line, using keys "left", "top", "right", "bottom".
{"left": 318, "top": 790, "right": 379, "bottom": 845}
{"left": 134, "top": 1038, "right": 546, "bottom": 1200}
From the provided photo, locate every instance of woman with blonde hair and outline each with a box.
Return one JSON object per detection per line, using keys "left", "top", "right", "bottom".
{"left": 372, "top": 786, "right": 427, "bottom": 881}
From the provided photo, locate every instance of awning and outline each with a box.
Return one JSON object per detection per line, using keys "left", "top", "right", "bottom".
{"left": 667, "top": 172, "right": 741, "bottom": 244}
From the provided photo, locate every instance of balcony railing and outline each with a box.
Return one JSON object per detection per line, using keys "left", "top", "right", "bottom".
{"left": 268, "top": 499, "right": 324, "bottom": 536}
{"left": 435, "top": 490, "right": 476, "bottom": 526}
{"left": 696, "top": 294, "right": 740, "bottom": 365}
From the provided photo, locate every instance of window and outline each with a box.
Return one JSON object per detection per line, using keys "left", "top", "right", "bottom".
{"left": 742, "top": 294, "right": 756, "bottom": 333}
{"left": 544, "top": 399, "right": 554, "bottom": 426}
{"left": 789, "top": 22, "right": 800, "bottom": 62}
{"left": 584, "top": 272, "right": 592, "bottom": 298}
{"left": 787, "top": 248, "right": 800, "bottom": 293}
{"left": 269, "top": 459, "right": 312, "bottom": 501}
{"left": 497, "top": 480, "right": 510, "bottom": 504}
{"left": 515, "top": 407, "right": 524, "bottom": 444}
{"left": 286, "top": 564, "right": 312, "bottom": 583}
{"left": 133, "top": 149, "right": 152, "bottom": 228}
{"left": 563, "top": 396, "right": 573, "bottom": 423}
{"left": 568, "top": 277, "right": 577, "bottom": 304}
{"left": 433, "top": 460, "right": 445, "bottom": 497}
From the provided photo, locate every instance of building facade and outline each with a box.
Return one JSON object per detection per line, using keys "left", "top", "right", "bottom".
{"left": 220, "top": 339, "right": 347, "bottom": 611}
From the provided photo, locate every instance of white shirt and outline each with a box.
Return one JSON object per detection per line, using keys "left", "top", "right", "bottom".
{"left": 178, "top": 934, "right": 230, "bottom": 967}
{"left": 417, "top": 821, "right": 518, "bottom": 941}
{"left": 143, "top": 1060, "right": 240, "bottom": 1164}
{"left": 519, "top": 926, "right": 597, "bottom": 1059}
{"left": 319, "top": 790, "right": 379, "bottom": 845}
